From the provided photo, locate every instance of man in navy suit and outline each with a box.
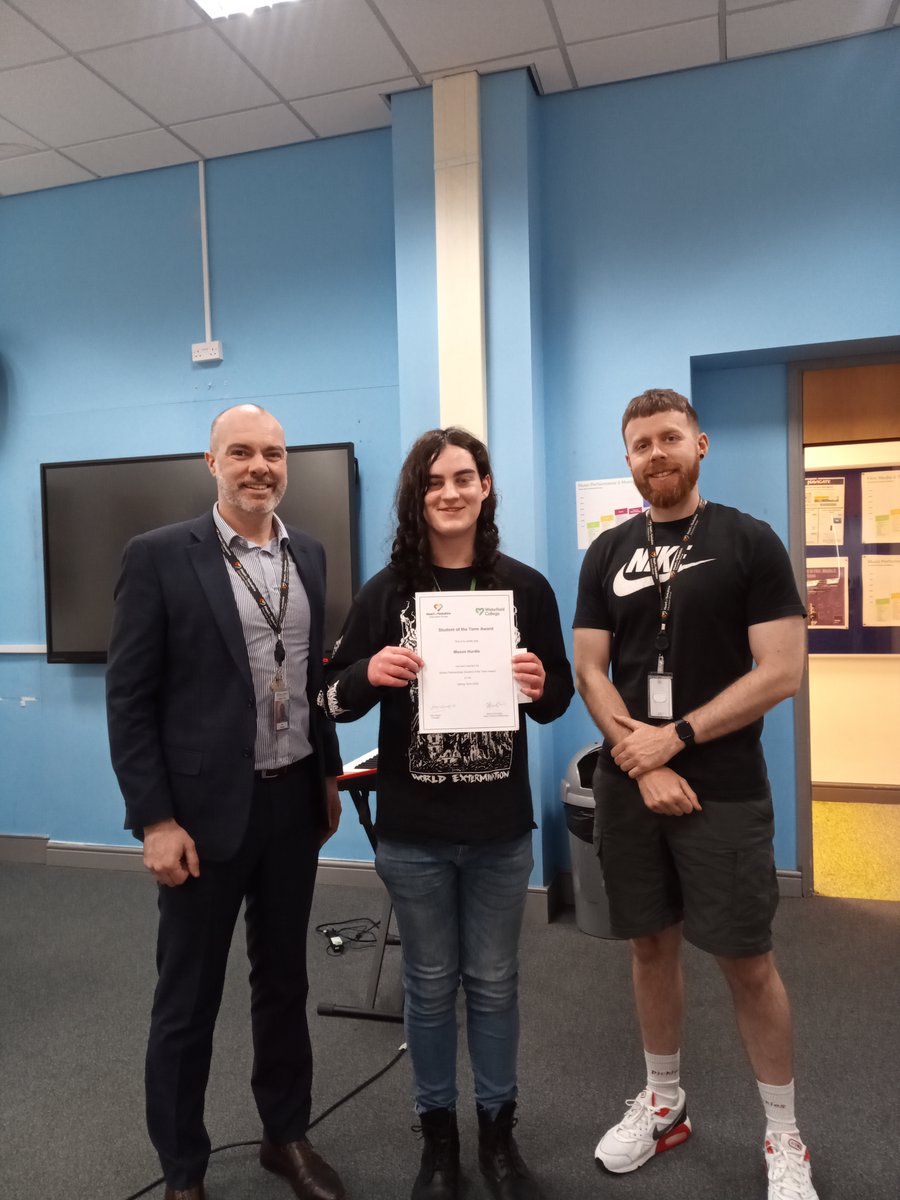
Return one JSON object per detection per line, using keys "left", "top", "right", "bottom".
{"left": 107, "top": 404, "right": 345, "bottom": 1200}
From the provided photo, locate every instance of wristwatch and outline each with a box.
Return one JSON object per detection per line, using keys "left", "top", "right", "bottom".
{"left": 674, "top": 718, "right": 695, "bottom": 746}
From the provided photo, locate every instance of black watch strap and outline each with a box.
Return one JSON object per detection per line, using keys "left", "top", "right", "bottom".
{"left": 674, "top": 718, "right": 695, "bottom": 745}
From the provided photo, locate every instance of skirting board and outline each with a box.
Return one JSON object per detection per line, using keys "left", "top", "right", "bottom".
{"left": 812, "top": 783, "right": 900, "bottom": 805}
{"left": 0, "top": 837, "right": 802, "bottom": 912}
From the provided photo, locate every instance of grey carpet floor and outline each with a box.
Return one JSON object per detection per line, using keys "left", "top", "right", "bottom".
{"left": 0, "top": 861, "right": 897, "bottom": 1200}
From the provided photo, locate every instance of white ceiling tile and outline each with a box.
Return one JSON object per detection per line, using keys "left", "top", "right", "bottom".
{"left": 64, "top": 128, "right": 198, "bottom": 177}
{"left": 726, "top": 0, "right": 783, "bottom": 9}
{"left": 0, "top": 149, "right": 93, "bottom": 194}
{"left": 552, "top": 0, "right": 718, "bottom": 43}
{"left": 291, "top": 78, "right": 418, "bottom": 138}
{"left": 485, "top": 48, "right": 572, "bottom": 93}
{"left": 0, "top": 1, "right": 63, "bottom": 68}
{"left": 377, "top": 0, "right": 556, "bottom": 71}
{"left": 172, "top": 104, "right": 314, "bottom": 159}
{"left": 569, "top": 16, "right": 720, "bottom": 86}
{"left": 83, "top": 26, "right": 277, "bottom": 125}
{"left": 423, "top": 49, "right": 572, "bottom": 95}
{"left": 0, "top": 141, "right": 40, "bottom": 160}
{"left": 0, "top": 58, "right": 154, "bottom": 145}
{"left": 0, "top": 112, "right": 46, "bottom": 149}
{"left": 219, "top": 0, "right": 410, "bottom": 99}
{"left": 728, "top": 0, "right": 893, "bottom": 58}
{"left": 11, "top": 0, "right": 202, "bottom": 52}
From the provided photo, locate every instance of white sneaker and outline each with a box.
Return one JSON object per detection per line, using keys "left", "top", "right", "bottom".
{"left": 594, "top": 1088, "right": 692, "bottom": 1174}
{"left": 765, "top": 1132, "right": 819, "bottom": 1200}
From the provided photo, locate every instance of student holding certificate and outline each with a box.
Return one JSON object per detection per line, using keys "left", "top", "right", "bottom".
{"left": 320, "top": 428, "right": 573, "bottom": 1200}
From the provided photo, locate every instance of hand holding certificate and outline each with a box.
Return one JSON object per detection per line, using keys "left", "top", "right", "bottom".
{"left": 415, "top": 590, "right": 521, "bottom": 733}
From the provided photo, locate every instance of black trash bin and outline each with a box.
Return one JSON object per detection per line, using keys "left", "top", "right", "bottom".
{"left": 560, "top": 744, "right": 618, "bottom": 939}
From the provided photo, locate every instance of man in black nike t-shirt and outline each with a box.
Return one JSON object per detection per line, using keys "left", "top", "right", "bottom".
{"left": 573, "top": 389, "right": 818, "bottom": 1200}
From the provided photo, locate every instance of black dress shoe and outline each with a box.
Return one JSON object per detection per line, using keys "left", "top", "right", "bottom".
{"left": 260, "top": 1136, "right": 346, "bottom": 1200}
{"left": 163, "top": 1186, "right": 206, "bottom": 1200}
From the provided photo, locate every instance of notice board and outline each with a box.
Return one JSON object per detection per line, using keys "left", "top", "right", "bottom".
{"left": 805, "top": 465, "right": 900, "bottom": 654}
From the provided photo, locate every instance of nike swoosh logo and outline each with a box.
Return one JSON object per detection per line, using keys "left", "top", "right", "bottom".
{"left": 613, "top": 558, "right": 715, "bottom": 597}
{"left": 652, "top": 1101, "right": 688, "bottom": 1139}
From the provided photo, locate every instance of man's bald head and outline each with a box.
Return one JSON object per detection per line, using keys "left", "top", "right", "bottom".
{"left": 205, "top": 405, "right": 288, "bottom": 535}
{"left": 209, "top": 404, "right": 284, "bottom": 454}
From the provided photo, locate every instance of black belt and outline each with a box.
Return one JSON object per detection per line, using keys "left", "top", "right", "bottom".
{"left": 254, "top": 757, "right": 309, "bottom": 781}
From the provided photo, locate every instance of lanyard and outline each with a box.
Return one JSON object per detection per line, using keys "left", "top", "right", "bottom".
{"left": 431, "top": 573, "right": 478, "bottom": 592}
{"left": 217, "top": 529, "right": 290, "bottom": 673}
{"left": 645, "top": 499, "right": 705, "bottom": 672}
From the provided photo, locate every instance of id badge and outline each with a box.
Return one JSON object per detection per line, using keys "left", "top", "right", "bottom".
{"left": 272, "top": 687, "right": 290, "bottom": 731}
{"left": 647, "top": 673, "right": 673, "bottom": 720}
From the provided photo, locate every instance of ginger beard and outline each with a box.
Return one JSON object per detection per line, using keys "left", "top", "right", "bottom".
{"left": 632, "top": 448, "right": 701, "bottom": 511}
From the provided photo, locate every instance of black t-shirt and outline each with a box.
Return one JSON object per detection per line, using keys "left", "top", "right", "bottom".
{"left": 573, "top": 502, "right": 805, "bottom": 800}
{"left": 320, "top": 554, "right": 574, "bottom": 843}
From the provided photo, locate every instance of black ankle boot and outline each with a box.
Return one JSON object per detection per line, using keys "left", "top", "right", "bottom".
{"left": 477, "top": 1102, "right": 543, "bottom": 1200}
{"left": 411, "top": 1107, "right": 460, "bottom": 1200}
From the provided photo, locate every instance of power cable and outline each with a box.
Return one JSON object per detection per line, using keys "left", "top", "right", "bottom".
{"left": 120, "top": 1041, "right": 407, "bottom": 1200}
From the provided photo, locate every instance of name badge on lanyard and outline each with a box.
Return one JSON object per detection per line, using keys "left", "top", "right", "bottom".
{"left": 217, "top": 527, "right": 292, "bottom": 733}
{"left": 644, "top": 500, "right": 705, "bottom": 722}
{"left": 647, "top": 672, "right": 673, "bottom": 720}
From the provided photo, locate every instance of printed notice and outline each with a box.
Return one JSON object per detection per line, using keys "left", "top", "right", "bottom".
{"left": 806, "top": 557, "right": 849, "bottom": 630}
{"left": 861, "top": 555, "right": 900, "bottom": 627}
{"left": 804, "top": 477, "right": 845, "bottom": 546}
{"left": 415, "top": 590, "right": 519, "bottom": 733}
{"left": 577, "top": 477, "right": 648, "bottom": 549}
{"left": 861, "top": 469, "right": 900, "bottom": 543}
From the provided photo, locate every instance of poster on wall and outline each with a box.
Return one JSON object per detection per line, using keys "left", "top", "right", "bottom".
{"left": 861, "top": 555, "right": 900, "bottom": 627}
{"left": 805, "top": 557, "right": 849, "bottom": 630}
{"left": 804, "top": 476, "right": 845, "bottom": 545}
{"left": 861, "top": 469, "right": 900, "bottom": 543}
{"left": 576, "top": 477, "right": 647, "bottom": 549}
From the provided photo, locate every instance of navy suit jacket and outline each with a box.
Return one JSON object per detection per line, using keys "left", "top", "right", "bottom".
{"left": 106, "top": 511, "right": 342, "bottom": 861}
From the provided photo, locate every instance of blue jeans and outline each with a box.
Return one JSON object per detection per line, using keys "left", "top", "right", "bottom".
{"left": 375, "top": 833, "right": 533, "bottom": 1114}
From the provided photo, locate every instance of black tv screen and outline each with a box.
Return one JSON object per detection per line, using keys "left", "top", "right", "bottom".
{"left": 40, "top": 444, "right": 358, "bottom": 664}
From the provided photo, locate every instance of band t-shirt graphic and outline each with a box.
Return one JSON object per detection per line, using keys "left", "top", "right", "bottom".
{"left": 574, "top": 502, "right": 806, "bottom": 800}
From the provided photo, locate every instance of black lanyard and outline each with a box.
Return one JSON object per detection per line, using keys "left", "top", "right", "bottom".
{"left": 217, "top": 529, "right": 289, "bottom": 672}
{"left": 645, "top": 499, "right": 705, "bottom": 672}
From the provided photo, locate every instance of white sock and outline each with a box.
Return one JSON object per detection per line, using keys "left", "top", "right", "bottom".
{"left": 758, "top": 1079, "right": 799, "bottom": 1136}
{"left": 645, "top": 1050, "right": 680, "bottom": 1105}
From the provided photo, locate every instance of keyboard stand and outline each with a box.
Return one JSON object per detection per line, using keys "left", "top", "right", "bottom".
{"left": 317, "top": 757, "right": 404, "bottom": 1024}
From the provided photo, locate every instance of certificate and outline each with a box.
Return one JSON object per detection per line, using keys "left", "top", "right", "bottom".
{"left": 415, "top": 590, "right": 519, "bottom": 733}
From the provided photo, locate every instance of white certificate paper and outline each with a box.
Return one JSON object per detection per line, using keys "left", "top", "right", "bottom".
{"left": 415, "top": 590, "right": 519, "bottom": 733}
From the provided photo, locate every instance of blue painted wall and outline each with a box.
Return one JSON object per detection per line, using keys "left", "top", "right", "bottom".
{"left": 539, "top": 29, "right": 900, "bottom": 869}
{"left": 0, "top": 132, "right": 398, "bottom": 859}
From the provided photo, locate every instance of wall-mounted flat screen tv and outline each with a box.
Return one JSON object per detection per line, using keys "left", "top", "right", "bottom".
{"left": 40, "top": 443, "right": 358, "bottom": 664}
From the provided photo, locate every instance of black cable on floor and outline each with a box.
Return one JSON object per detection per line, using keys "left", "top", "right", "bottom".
{"left": 121, "top": 1041, "right": 407, "bottom": 1200}
{"left": 315, "top": 916, "right": 380, "bottom": 954}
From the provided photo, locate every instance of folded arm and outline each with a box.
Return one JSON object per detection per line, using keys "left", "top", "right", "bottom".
{"left": 573, "top": 627, "right": 699, "bottom": 815}
{"left": 609, "top": 615, "right": 806, "bottom": 778}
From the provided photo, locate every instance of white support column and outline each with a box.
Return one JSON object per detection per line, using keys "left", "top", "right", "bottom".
{"left": 432, "top": 72, "right": 487, "bottom": 441}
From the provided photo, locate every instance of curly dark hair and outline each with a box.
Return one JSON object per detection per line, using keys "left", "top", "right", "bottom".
{"left": 389, "top": 427, "right": 501, "bottom": 592}
{"left": 621, "top": 388, "right": 699, "bottom": 441}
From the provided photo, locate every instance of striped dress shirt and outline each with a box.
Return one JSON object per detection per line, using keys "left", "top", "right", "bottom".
{"left": 212, "top": 505, "right": 312, "bottom": 770}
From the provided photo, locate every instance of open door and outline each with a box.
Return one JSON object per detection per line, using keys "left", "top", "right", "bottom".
{"left": 797, "top": 362, "right": 900, "bottom": 901}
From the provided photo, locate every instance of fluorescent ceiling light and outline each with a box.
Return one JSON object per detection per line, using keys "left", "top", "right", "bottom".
{"left": 195, "top": 1, "right": 299, "bottom": 17}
